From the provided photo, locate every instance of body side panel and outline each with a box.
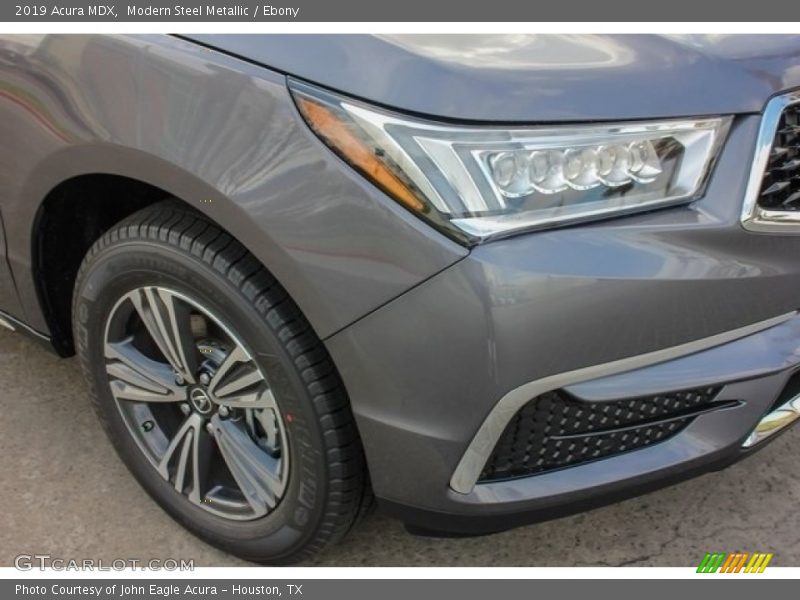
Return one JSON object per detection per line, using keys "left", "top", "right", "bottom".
{"left": 0, "top": 209, "right": 24, "bottom": 319}
{"left": 0, "top": 34, "right": 466, "bottom": 337}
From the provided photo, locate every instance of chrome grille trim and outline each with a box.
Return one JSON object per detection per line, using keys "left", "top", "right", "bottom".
{"left": 741, "top": 91, "right": 800, "bottom": 232}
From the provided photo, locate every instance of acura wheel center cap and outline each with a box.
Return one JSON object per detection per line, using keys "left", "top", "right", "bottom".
{"left": 189, "top": 387, "right": 214, "bottom": 414}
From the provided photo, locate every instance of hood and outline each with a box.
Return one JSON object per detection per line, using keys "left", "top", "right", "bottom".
{"left": 183, "top": 34, "right": 800, "bottom": 122}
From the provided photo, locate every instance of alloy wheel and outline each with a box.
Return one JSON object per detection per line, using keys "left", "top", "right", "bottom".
{"left": 103, "top": 286, "right": 289, "bottom": 521}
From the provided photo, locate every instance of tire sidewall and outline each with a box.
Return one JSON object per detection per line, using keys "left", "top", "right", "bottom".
{"left": 74, "top": 239, "right": 327, "bottom": 562}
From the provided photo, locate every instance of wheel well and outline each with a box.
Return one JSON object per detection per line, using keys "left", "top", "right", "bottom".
{"left": 34, "top": 174, "right": 172, "bottom": 356}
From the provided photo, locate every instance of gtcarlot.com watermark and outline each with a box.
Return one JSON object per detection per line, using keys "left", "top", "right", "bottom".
{"left": 14, "top": 554, "right": 194, "bottom": 571}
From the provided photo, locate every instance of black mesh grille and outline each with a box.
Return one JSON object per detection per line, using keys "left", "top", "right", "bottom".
{"left": 757, "top": 103, "right": 800, "bottom": 210}
{"left": 479, "top": 386, "right": 723, "bottom": 482}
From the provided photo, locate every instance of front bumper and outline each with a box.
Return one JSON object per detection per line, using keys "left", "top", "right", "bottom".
{"left": 324, "top": 113, "right": 800, "bottom": 533}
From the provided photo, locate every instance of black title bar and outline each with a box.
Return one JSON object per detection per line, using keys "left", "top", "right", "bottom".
{"left": 4, "top": 0, "right": 800, "bottom": 22}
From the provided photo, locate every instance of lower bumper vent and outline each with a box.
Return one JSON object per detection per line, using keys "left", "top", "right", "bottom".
{"left": 479, "top": 386, "right": 726, "bottom": 482}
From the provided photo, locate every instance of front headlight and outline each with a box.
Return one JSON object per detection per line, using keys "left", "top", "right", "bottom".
{"left": 290, "top": 80, "right": 730, "bottom": 244}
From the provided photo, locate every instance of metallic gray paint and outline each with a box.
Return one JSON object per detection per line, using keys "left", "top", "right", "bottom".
{"left": 185, "top": 34, "right": 800, "bottom": 122}
{"left": 2, "top": 33, "right": 800, "bottom": 527}
{"left": 0, "top": 34, "right": 465, "bottom": 337}
{"left": 0, "top": 210, "right": 23, "bottom": 318}
{"left": 451, "top": 311, "right": 795, "bottom": 494}
{"left": 324, "top": 115, "right": 800, "bottom": 511}
{"left": 333, "top": 310, "right": 800, "bottom": 515}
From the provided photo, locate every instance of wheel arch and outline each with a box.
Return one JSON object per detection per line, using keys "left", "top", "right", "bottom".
{"left": 23, "top": 142, "right": 291, "bottom": 356}
{"left": 3, "top": 33, "right": 466, "bottom": 364}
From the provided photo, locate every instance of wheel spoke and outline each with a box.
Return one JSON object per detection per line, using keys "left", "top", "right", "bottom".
{"left": 157, "top": 413, "right": 211, "bottom": 502}
{"left": 172, "top": 431, "right": 193, "bottom": 493}
{"left": 217, "top": 388, "right": 277, "bottom": 410}
{"left": 209, "top": 346, "right": 274, "bottom": 409}
{"left": 188, "top": 426, "right": 214, "bottom": 506}
{"left": 215, "top": 368, "right": 262, "bottom": 398}
{"left": 129, "top": 288, "right": 198, "bottom": 384}
{"left": 211, "top": 415, "right": 285, "bottom": 517}
{"left": 105, "top": 339, "right": 184, "bottom": 403}
{"left": 106, "top": 285, "right": 289, "bottom": 521}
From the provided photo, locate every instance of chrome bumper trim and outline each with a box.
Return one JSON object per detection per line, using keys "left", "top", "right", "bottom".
{"left": 742, "top": 393, "right": 800, "bottom": 447}
{"left": 449, "top": 311, "right": 796, "bottom": 495}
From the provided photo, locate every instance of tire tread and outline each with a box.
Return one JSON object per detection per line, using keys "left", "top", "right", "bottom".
{"left": 72, "top": 200, "right": 373, "bottom": 564}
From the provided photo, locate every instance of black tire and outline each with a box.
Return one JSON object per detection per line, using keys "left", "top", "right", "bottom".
{"left": 72, "top": 200, "right": 372, "bottom": 564}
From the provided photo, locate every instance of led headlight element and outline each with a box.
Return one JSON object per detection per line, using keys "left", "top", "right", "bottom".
{"left": 483, "top": 139, "right": 668, "bottom": 196}
{"left": 291, "top": 80, "right": 730, "bottom": 243}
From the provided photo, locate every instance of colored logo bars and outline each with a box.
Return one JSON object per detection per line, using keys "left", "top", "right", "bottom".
{"left": 697, "top": 552, "right": 773, "bottom": 573}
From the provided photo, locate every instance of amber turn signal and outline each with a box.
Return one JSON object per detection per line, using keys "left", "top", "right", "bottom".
{"left": 295, "top": 97, "right": 426, "bottom": 214}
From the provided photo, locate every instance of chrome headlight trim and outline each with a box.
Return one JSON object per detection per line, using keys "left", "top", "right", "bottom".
{"left": 291, "top": 80, "right": 730, "bottom": 244}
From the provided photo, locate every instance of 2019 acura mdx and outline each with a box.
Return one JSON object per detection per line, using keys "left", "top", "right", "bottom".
{"left": 1, "top": 33, "right": 800, "bottom": 563}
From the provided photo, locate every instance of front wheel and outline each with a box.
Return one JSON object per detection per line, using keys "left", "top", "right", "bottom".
{"left": 72, "top": 202, "right": 371, "bottom": 563}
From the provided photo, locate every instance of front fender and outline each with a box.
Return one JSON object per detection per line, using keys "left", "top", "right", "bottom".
{"left": 0, "top": 34, "right": 465, "bottom": 338}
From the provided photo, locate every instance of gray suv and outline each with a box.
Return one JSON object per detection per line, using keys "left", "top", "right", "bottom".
{"left": 1, "top": 34, "right": 800, "bottom": 563}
